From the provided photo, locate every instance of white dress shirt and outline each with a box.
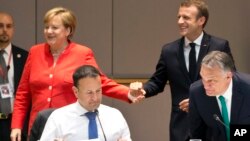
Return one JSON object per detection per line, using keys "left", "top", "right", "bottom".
{"left": 184, "top": 32, "right": 204, "bottom": 71}
{"left": 40, "top": 101, "right": 132, "bottom": 141}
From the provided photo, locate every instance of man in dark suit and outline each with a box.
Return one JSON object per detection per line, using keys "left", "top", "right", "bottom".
{"left": 29, "top": 108, "right": 55, "bottom": 141}
{"left": 129, "top": 0, "right": 234, "bottom": 140}
{"left": 189, "top": 51, "right": 250, "bottom": 141}
{"left": 0, "top": 12, "right": 28, "bottom": 141}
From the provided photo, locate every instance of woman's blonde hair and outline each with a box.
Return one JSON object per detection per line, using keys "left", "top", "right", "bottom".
{"left": 44, "top": 7, "right": 76, "bottom": 39}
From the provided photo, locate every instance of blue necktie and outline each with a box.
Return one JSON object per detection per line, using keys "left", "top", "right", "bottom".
{"left": 219, "top": 96, "right": 230, "bottom": 141}
{"left": 85, "top": 112, "right": 98, "bottom": 139}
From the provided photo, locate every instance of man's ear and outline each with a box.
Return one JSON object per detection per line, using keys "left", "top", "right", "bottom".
{"left": 72, "top": 86, "right": 78, "bottom": 98}
{"left": 227, "top": 71, "right": 233, "bottom": 79}
{"left": 198, "top": 16, "right": 206, "bottom": 27}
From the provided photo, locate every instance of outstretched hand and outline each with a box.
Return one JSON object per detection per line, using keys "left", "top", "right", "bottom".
{"left": 129, "top": 81, "right": 146, "bottom": 103}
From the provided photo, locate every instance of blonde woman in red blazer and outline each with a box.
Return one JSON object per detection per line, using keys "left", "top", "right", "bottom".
{"left": 10, "top": 7, "right": 140, "bottom": 141}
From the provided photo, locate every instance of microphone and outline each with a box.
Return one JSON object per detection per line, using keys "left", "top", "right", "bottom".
{"left": 95, "top": 109, "right": 107, "bottom": 141}
{"left": 213, "top": 114, "right": 229, "bottom": 129}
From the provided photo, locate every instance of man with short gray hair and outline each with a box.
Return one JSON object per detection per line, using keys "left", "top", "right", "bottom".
{"left": 189, "top": 51, "right": 250, "bottom": 141}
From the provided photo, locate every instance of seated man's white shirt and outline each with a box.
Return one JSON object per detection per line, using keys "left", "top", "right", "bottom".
{"left": 39, "top": 101, "right": 132, "bottom": 141}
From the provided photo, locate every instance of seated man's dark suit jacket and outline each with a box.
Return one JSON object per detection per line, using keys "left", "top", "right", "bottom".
{"left": 143, "top": 32, "right": 233, "bottom": 141}
{"left": 189, "top": 72, "right": 250, "bottom": 141}
{"left": 29, "top": 108, "right": 55, "bottom": 141}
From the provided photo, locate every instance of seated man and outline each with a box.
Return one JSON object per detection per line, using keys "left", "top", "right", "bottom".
{"left": 189, "top": 51, "right": 250, "bottom": 141}
{"left": 40, "top": 65, "right": 131, "bottom": 141}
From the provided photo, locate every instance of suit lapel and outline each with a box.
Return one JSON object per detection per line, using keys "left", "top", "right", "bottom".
{"left": 197, "top": 33, "right": 211, "bottom": 63}
{"left": 12, "top": 46, "right": 18, "bottom": 91}
{"left": 176, "top": 37, "right": 191, "bottom": 83}
{"left": 196, "top": 33, "right": 211, "bottom": 80}
{"left": 206, "top": 96, "right": 221, "bottom": 122}
{"left": 230, "top": 74, "right": 244, "bottom": 124}
{"left": 208, "top": 96, "right": 226, "bottom": 137}
{"left": 12, "top": 45, "right": 24, "bottom": 93}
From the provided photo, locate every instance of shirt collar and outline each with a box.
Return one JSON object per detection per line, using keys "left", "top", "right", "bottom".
{"left": 216, "top": 78, "right": 233, "bottom": 100}
{"left": 184, "top": 31, "right": 204, "bottom": 47}
{"left": 75, "top": 101, "right": 88, "bottom": 116}
{"left": 1, "top": 43, "right": 12, "bottom": 55}
{"left": 76, "top": 100, "right": 100, "bottom": 116}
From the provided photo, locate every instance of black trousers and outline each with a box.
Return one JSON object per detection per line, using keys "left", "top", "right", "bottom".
{"left": 0, "top": 114, "right": 28, "bottom": 141}
{"left": 0, "top": 116, "right": 12, "bottom": 141}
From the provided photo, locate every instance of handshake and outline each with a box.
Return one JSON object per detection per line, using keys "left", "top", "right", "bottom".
{"left": 129, "top": 81, "right": 146, "bottom": 103}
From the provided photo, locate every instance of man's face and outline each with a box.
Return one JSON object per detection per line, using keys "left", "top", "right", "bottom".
{"left": 200, "top": 64, "right": 232, "bottom": 96}
{"left": 177, "top": 5, "right": 205, "bottom": 41}
{"left": 0, "top": 13, "right": 14, "bottom": 46}
{"left": 73, "top": 76, "right": 102, "bottom": 111}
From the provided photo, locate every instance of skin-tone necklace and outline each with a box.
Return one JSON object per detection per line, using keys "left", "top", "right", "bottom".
{"left": 50, "top": 43, "right": 68, "bottom": 57}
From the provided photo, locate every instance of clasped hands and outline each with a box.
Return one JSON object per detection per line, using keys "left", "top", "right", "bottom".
{"left": 129, "top": 82, "right": 189, "bottom": 111}
{"left": 179, "top": 98, "right": 189, "bottom": 113}
{"left": 128, "top": 81, "right": 146, "bottom": 103}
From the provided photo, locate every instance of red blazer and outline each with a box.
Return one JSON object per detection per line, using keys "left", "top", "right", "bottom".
{"left": 11, "top": 42, "right": 129, "bottom": 132}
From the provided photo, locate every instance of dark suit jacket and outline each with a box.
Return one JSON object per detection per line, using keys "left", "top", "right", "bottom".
{"left": 0, "top": 45, "right": 28, "bottom": 141}
{"left": 189, "top": 72, "right": 250, "bottom": 141}
{"left": 13, "top": 45, "right": 29, "bottom": 140}
{"left": 29, "top": 108, "right": 55, "bottom": 141}
{"left": 12, "top": 45, "right": 28, "bottom": 92}
{"left": 143, "top": 32, "right": 233, "bottom": 141}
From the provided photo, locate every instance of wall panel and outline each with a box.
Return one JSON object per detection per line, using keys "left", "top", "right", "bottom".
{"left": 113, "top": 0, "right": 180, "bottom": 78}
{"left": 206, "top": 0, "right": 250, "bottom": 72}
{"left": 0, "top": 0, "right": 36, "bottom": 50}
